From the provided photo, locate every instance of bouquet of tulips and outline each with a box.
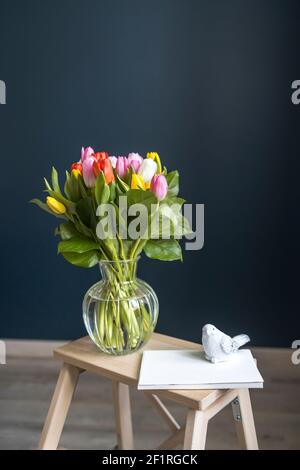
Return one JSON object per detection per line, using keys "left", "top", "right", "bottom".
{"left": 32, "top": 148, "right": 191, "bottom": 353}
{"left": 32, "top": 147, "right": 191, "bottom": 265}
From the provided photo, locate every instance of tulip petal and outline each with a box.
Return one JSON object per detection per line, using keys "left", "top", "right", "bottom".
{"left": 150, "top": 174, "right": 168, "bottom": 200}
{"left": 138, "top": 158, "right": 157, "bottom": 183}
{"left": 81, "top": 146, "right": 95, "bottom": 162}
{"left": 82, "top": 156, "right": 96, "bottom": 187}
{"left": 128, "top": 153, "right": 143, "bottom": 172}
{"left": 109, "top": 156, "right": 117, "bottom": 168}
{"left": 116, "top": 156, "right": 128, "bottom": 178}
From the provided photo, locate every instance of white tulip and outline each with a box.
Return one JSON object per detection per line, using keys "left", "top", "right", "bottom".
{"left": 109, "top": 156, "right": 117, "bottom": 168}
{"left": 138, "top": 158, "right": 157, "bottom": 183}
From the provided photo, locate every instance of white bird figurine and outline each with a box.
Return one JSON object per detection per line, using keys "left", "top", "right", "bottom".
{"left": 202, "top": 324, "right": 250, "bottom": 363}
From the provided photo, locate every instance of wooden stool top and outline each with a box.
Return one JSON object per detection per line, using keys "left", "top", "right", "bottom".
{"left": 54, "top": 332, "right": 228, "bottom": 410}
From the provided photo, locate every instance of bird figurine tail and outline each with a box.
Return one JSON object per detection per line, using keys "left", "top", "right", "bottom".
{"left": 232, "top": 334, "right": 250, "bottom": 351}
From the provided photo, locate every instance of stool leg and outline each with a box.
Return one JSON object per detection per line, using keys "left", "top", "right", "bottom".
{"left": 38, "top": 363, "right": 81, "bottom": 450}
{"left": 183, "top": 409, "right": 208, "bottom": 450}
{"left": 112, "top": 382, "right": 134, "bottom": 450}
{"left": 232, "top": 389, "right": 258, "bottom": 450}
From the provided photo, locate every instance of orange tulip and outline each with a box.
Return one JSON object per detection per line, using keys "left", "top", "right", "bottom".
{"left": 93, "top": 158, "right": 115, "bottom": 184}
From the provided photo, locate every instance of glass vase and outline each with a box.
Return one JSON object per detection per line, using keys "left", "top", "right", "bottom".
{"left": 82, "top": 258, "right": 159, "bottom": 355}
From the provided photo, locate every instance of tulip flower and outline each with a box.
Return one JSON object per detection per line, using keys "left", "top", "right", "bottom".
{"left": 71, "top": 169, "right": 80, "bottom": 179}
{"left": 46, "top": 196, "right": 67, "bottom": 214}
{"left": 131, "top": 174, "right": 146, "bottom": 190}
{"left": 93, "top": 157, "right": 115, "bottom": 184}
{"left": 138, "top": 158, "right": 157, "bottom": 183}
{"left": 147, "top": 152, "right": 162, "bottom": 174}
{"left": 127, "top": 153, "right": 143, "bottom": 172}
{"left": 82, "top": 155, "right": 96, "bottom": 187}
{"left": 116, "top": 156, "right": 128, "bottom": 178}
{"left": 94, "top": 151, "right": 109, "bottom": 162}
{"left": 150, "top": 174, "right": 168, "bottom": 200}
{"left": 71, "top": 162, "right": 82, "bottom": 174}
{"left": 81, "top": 146, "right": 94, "bottom": 162}
{"left": 109, "top": 156, "right": 117, "bottom": 168}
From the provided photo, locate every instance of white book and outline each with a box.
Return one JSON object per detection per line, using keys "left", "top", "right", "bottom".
{"left": 138, "top": 349, "right": 264, "bottom": 390}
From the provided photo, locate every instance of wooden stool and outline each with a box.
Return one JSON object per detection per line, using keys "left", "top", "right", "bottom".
{"left": 38, "top": 333, "right": 259, "bottom": 450}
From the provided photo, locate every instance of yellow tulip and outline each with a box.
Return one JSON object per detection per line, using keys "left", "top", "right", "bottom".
{"left": 46, "top": 196, "right": 67, "bottom": 215}
{"left": 71, "top": 168, "right": 80, "bottom": 179}
{"left": 131, "top": 174, "right": 147, "bottom": 190}
{"left": 147, "top": 152, "right": 162, "bottom": 174}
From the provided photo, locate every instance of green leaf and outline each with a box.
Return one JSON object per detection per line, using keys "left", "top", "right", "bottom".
{"left": 166, "top": 170, "right": 179, "bottom": 197}
{"left": 64, "top": 171, "right": 72, "bottom": 199}
{"left": 150, "top": 200, "right": 190, "bottom": 239}
{"left": 29, "top": 198, "right": 66, "bottom": 219}
{"left": 70, "top": 171, "right": 82, "bottom": 202}
{"left": 64, "top": 170, "right": 81, "bottom": 202}
{"left": 95, "top": 171, "right": 110, "bottom": 205}
{"left": 73, "top": 218, "right": 94, "bottom": 238}
{"left": 51, "top": 167, "right": 61, "bottom": 194}
{"left": 163, "top": 196, "right": 185, "bottom": 207}
{"left": 44, "top": 177, "right": 52, "bottom": 192}
{"left": 78, "top": 174, "right": 88, "bottom": 199}
{"left": 116, "top": 175, "right": 130, "bottom": 193}
{"left": 76, "top": 197, "right": 96, "bottom": 229}
{"left": 109, "top": 180, "right": 116, "bottom": 202}
{"left": 123, "top": 166, "right": 135, "bottom": 186}
{"left": 144, "top": 239, "right": 182, "bottom": 261}
{"left": 61, "top": 250, "right": 99, "bottom": 268}
{"left": 58, "top": 237, "right": 100, "bottom": 254}
{"left": 126, "top": 189, "right": 158, "bottom": 209}
{"left": 56, "top": 222, "right": 82, "bottom": 240}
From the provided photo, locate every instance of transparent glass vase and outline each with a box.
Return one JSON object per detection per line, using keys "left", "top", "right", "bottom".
{"left": 83, "top": 258, "right": 159, "bottom": 355}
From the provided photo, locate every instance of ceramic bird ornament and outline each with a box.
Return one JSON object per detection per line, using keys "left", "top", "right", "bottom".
{"left": 202, "top": 324, "right": 250, "bottom": 363}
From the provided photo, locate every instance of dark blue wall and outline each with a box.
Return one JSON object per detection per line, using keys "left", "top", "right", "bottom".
{"left": 1, "top": 0, "right": 299, "bottom": 346}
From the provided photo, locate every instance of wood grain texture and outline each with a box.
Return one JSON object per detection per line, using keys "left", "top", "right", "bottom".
{"left": 233, "top": 389, "right": 259, "bottom": 450}
{"left": 112, "top": 382, "right": 134, "bottom": 450}
{"left": 38, "top": 363, "right": 81, "bottom": 450}
{"left": 53, "top": 333, "right": 226, "bottom": 410}
{"left": 0, "top": 340, "right": 299, "bottom": 449}
{"left": 183, "top": 409, "right": 208, "bottom": 450}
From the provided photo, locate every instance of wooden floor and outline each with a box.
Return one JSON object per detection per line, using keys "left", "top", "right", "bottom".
{"left": 0, "top": 341, "right": 299, "bottom": 450}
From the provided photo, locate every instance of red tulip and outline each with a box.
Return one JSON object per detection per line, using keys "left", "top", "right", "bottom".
{"left": 71, "top": 162, "right": 82, "bottom": 174}
{"left": 94, "top": 151, "right": 109, "bottom": 162}
{"left": 93, "top": 157, "right": 115, "bottom": 185}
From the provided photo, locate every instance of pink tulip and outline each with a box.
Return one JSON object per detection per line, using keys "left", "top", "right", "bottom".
{"left": 127, "top": 153, "right": 143, "bottom": 172}
{"left": 115, "top": 156, "right": 128, "bottom": 178}
{"left": 82, "top": 155, "right": 96, "bottom": 187}
{"left": 150, "top": 174, "right": 168, "bottom": 200}
{"left": 81, "top": 146, "right": 94, "bottom": 162}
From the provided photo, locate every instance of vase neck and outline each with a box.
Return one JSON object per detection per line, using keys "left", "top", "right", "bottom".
{"left": 99, "top": 259, "right": 138, "bottom": 283}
